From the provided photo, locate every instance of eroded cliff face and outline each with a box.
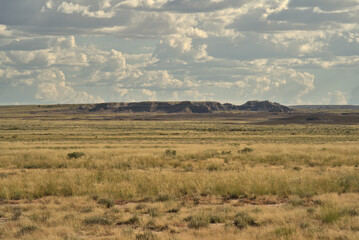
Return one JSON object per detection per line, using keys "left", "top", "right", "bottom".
{"left": 236, "top": 101, "right": 292, "bottom": 113}
{"left": 80, "top": 100, "right": 291, "bottom": 113}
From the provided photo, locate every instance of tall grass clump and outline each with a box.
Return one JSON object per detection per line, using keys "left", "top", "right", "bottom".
{"left": 186, "top": 212, "right": 210, "bottom": 229}
{"left": 84, "top": 216, "right": 112, "bottom": 225}
{"left": 319, "top": 204, "right": 342, "bottom": 224}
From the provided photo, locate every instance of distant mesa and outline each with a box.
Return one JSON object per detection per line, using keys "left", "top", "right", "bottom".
{"left": 236, "top": 100, "right": 291, "bottom": 113}
{"left": 80, "top": 100, "right": 292, "bottom": 113}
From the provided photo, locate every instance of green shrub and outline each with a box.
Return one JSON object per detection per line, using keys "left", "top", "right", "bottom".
{"left": 127, "top": 215, "right": 141, "bottom": 225}
{"left": 156, "top": 194, "right": 170, "bottom": 202}
{"left": 239, "top": 148, "right": 253, "bottom": 154}
{"left": 167, "top": 207, "right": 180, "bottom": 213}
{"left": 12, "top": 207, "right": 22, "bottom": 221}
{"left": 275, "top": 227, "right": 294, "bottom": 237}
{"left": 233, "top": 212, "right": 258, "bottom": 229}
{"left": 186, "top": 212, "right": 210, "bottom": 229}
{"left": 135, "top": 203, "right": 147, "bottom": 210}
{"left": 97, "top": 198, "right": 115, "bottom": 208}
{"left": 147, "top": 208, "right": 160, "bottom": 217}
{"left": 207, "top": 164, "right": 220, "bottom": 172}
{"left": 320, "top": 205, "right": 341, "bottom": 224}
{"left": 165, "top": 149, "right": 176, "bottom": 157}
{"left": 30, "top": 211, "right": 50, "bottom": 222}
{"left": 84, "top": 216, "right": 112, "bottom": 225}
{"left": 221, "top": 151, "right": 231, "bottom": 155}
{"left": 209, "top": 214, "right": 225, "bottom": 223}
{"left": 136, "top": 232, "right": 158, "bottom": 240}
{"left": 67, "top": 152, "right": 85, "bottom": 159}
{"left": 18, "top": 225, "right": 38, "bottom": 235}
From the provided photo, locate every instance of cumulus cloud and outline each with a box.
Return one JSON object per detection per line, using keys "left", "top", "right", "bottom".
{"left": 153, "top": 37, "right": 210, "bottom": 64}
{"left": 162, "top": 0, "right": 250, "bottom": 13}
{"left": 141, "top": 89, "right": 157, "bottom": 101}
{"left": 288, "top": 0, "right": 359, "bottom": 11}
{"left": 56, "top": 1, "right": 115, "bottom": 18}
{"left": 0, "top": 0, "right": 358, "bottom": 104}
{"left": 0, "top": 24, "right": 12, "bottom": 37}
{"left": 323, "top": 91, "right": 348, "bottom": 105}
{"left": 35, "top": 81, "right": 104, "bottom": 103}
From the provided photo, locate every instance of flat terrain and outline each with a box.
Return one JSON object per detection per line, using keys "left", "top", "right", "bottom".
{"left": 0, "top": 105, "right": 358, "bottom": 239}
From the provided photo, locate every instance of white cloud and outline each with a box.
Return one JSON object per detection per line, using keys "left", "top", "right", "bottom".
{"left": 116, "top": 88, "right": 128, "bottom": 97}
{"left": 141, "top": 89, "right": 157, "bottom": 101}
{"left": 323, "top": 91, "right": 348, "bottom": 105}
{"left": 35, "top": 78, "right": 104, "bottom": 104}
{"left": 0, "top": 24, "right": 12, "bottom": 37}
{"left": 153, "top": 37, "right": 211, "bottom": 64}
{"left": 57, "top": 1, "right": 115, "bottom": 18}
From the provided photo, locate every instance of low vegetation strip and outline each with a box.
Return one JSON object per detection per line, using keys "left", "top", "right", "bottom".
{"left": 1, "top": 168, "right": 358, "bottom": 201}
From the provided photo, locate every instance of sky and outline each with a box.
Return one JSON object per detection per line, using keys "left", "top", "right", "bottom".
{"left": 0, "top": 0, "right": 358, "bottom": 105}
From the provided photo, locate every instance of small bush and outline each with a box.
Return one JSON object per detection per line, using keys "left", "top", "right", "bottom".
{"left": 239, "top": 148, "right": 253, "bottom": 154}
{"left": 127, "top": 215, "right": 141, "bottom": 225}
{"left": 147, "top": 208, "right": 160, "bottom": 217}
{"left": 289, "top": 198, "right": 305, "bottom": 207}
{"left": 320, "top": 205, "right": 341, "bottom": 224}
{"left": 156, "top": 194, "right": 170, "bottom": 202}
{"left": 67, "top": 152, "right": 85, "bottom": 159}
{"left": 275, "top": 227, "right": 294, "bottom": 237}
{"left": 136, "top": 232, "right": 158, "bottom": 240}
{"left": 221, "top": 151, "right": 231, "bottom": 155}
{"left": 18, "top": 225, "right": 38, "bottom": 235}
{"left": 300, "top": 222, "right": 310, "bottom": 229}
{"left": 98, "top": 198, "right": 115, "bottom": 208}
{"left": 209, "top": 214, "right": 225, "bottom": 224}
{"left": 165, "top": 149, "right": 176, "bottom": 157}
{"left": 30, "top": 211, "right": 50, "bottom": 222}
{"left": 307, "top": 208, "right": 315, "bottom": 214}
{"left": 167, "top": 208, "right": 180, "bottom": 213}
{"left": 186, "top": 213, "right": 210, "bottom": 229}
{"left": 207, "top": 164, "right": 220, "bottom": 172}
{"left": 80, "top": 206, "right": 93, "bottom": 213}
{"left": 136, "top": 203, "right": 147, "bottom": 210}
{"left": 84, "top": 216, "right": 112, "bottom": 225}
{"left": 233, "top": 212, "right": 258, "bottom": 229}
{"left": 12, "top": 207, "right": 22, "bottom": 221}
{"left": 342, "top": 207, "right": 359, "bottom": 216}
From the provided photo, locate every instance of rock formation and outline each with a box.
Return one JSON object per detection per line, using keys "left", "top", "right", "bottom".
{"left": 81, "top": 100, "right": 291, "bottom": 113}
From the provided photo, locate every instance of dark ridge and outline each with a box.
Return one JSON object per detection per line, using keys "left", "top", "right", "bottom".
{"left": 80, "top": 100, "right": 292, "bottom": 113}
{"left": 237, "top": 100, "right": 291, "bottom": 113}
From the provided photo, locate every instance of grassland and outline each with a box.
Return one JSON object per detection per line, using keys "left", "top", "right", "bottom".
{"left": 0, "top": 105, "right": 358, "bottom": 239}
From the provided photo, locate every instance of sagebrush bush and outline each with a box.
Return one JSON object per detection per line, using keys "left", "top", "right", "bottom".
{"left": 274, "top": 227, "right": 294, "bottom": 237}
{"left": 165, "top": 149, "right": 176, "bottom": 157}
{"left": 207, "top": 164, "right": 220, "bottom": 171}
{"left": 239, "top": 148, "right": 253, "bottom": 154}
{"left": 67, "top": 152, "right": 85, "bottom": 159}
{"left": 84, "top": 216, "right": 112, "bottom": 225}
{"left": 186, "top": 212, "right": 210, "bottom": 229}
{"left": 97, "top": 198, "right": 115, "bottom": 208}
{"left": 233, "top": 212, "right": 258, "bottom": 229}
{"left": 136, "top": 231, "right": 158, "bottom": 240}
{"left": 319, "top": 205, "right": 341, "bottom": 224}
{"left": 18, "top": 225, "right": 38, "bottom": 235}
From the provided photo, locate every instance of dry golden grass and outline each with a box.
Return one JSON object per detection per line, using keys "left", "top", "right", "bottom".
{"left": 0, "top": 115, "right": 358, "bottom": 239}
